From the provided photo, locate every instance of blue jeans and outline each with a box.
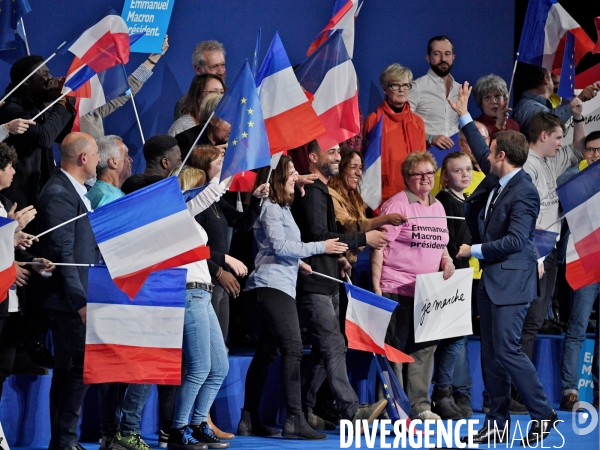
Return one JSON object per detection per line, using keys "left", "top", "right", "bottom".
{"left": 433, "top": 336, "right": 465, "bottom": 389}
{"left": 561, "top": 282, "right": 600, "bottom": 394}
{"left": 453, "top": 336, "right": 473, "bottom": 397}
{"left": 172, "top": 289, "right": 229, "bottom": 429}
{"left": 98, "top": 382, "right": 152, "bottom": 435}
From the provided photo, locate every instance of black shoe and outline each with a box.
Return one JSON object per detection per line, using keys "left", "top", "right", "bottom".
{"left": 29, "top": 340, "right": 55, "bottom": 368}
{"left": 351, "top": 400, "right": 388, "bottom": 427}
{"left": 559, "top": 393, "right": 584, "bottom": 411}
{"left": 158, "top": 429, "right": 170, "bottom": 448}
{"left": 167, "top": 426, "right": 208, "bottom": 450}
{"left": 190, "top": 423, "right": 229, "bottom": 449}
{"left": 49, "top": 444, "right": 87, "bottom": 450}
{"left": 432, "top": 387, "right": 463, "bottom": 420}
{"left": 236, "top": 409, "right": 281, "bottom": 437}
{"left": 460, "top": 424, "right": 510, "bottom": 444}
{"left": 520, "top": 410, "right": 559, "bottom": 446}
{"left": 99, "top": 435, "right": 114, "bottom": 450}
{"left": 307, "top": 411, "right": 336, "bottom": 430}
{"left": 282, "top": 413, "right": 327, "bottom": 440}
{"left": 453, "top": 392, "right": 473, "bottom": 418}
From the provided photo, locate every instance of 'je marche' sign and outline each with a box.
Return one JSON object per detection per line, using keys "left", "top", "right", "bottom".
{"left": 122, "top": 0, "right": 176, "bottom": 54}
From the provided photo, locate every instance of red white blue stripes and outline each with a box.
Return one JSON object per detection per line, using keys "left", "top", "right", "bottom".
{"left": 0, "top": 217, "right": 17, "bottom": 302}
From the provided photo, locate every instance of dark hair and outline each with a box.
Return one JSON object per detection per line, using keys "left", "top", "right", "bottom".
{"left": 529, "top": 112, "right": 565, "bottom": 143}
{"left": 427, "top": 36, "right": 454, "bottom": 55}
{"left": 328, "top": 147, "right": 366, "bottom": 219}
{"left": 495, "top": 130, "right": 529, "bottom": 167}
{"left": 520, "top": 64, "right": 550, "bottom": 92}
{"left": 6, "top": 55, "right": 44, "bottom": 94}
{"left": 254, "top": 155, "right": 295, "bottom": 206}
{"left": 187, "top": 144, "right": 220, "bottom": 175}
{"left": 584, "top": 130, "right": 600, "bottom": 147}
{"left": 181, "top": 74, "right": 226, "bottom": 123}
{"left": 307, "top": 139, "right": 321, "bottom": 155}
{"left": 440, "top": 151, "right": 472, "bottom": 190}
{"left": 0, "top": 142, "right": 18, "bottom": 170}
{"left": 143, "top": 134, "right": 179, "bottom": 165}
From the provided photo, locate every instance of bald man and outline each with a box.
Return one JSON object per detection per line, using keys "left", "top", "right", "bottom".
{"left": 36, "top": 132, "right": 100, "bottom": 450}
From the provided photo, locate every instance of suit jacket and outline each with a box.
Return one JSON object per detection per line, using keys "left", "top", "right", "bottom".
{"left": 462, "top": 120, "right": 540, "bottom": 305}
{"left": 35, "top": 171, "right": 99, "bottom": 313}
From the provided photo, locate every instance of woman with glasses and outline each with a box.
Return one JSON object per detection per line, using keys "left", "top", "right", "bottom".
{"left": 363, "top": 63, "right": 426, "bottom": 202}
{"left": 472, "top": 74, "right": 520, "bottom": 139}
{"left": 168, "top": 74, "right": 226, "bottom": 136}
{"left": 371, "top": 151, "right": 455, "bottom": 422}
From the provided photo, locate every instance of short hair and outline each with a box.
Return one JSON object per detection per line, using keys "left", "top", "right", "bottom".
{"left": 175, "top": 166, "right": 206, "bottom": 191}
{"left": 7, "top": 55, "right": 44, "bottom": 94}
{"left": 439, "top": 151, "right": 472, "bottom": 190}
{"left": 95, "top": 135, "right": 123, "bottom": 176}
{"left": 143, "top": 134, "right": 178, "bottom": 165}
{"left": 198, "top": 93, "right": 223, "bottom": 127}
{"left": 61, "top": 134, "right": 93, "bottom": 161}
{"left": 401, "top": 151, "right": 437, "bottom": 182}
{"left": 473, "top": 74, "right": 509, "bottom": 109}
{"left": 254, "top": 154, "right": 294, "bottom": 207}
{"left": 181, "top": 74, "right": 226, "bottom": 122}
{"left": 0, "top": 142, "right": 18, "bottom": 170}
{"left": 495, "top": 130, "right": 529, "bottom": 167}
{"left": 380, "top": 63, "right": 413, "bottom": 89}
{"left": 307, "top": 139, "right": 321, "bottom": 155}
{"left": 427, "top": 36, "right": 454, "bottom": 55}
{"left": 328, "top": 147, "right": 366, "bottom": 219}
{"left": 192, "top": 40, "right": 225, "bottom": 70}
{"left": 521, "top": 65, "right": 550, "bottom": 92}
{"left": 187, "top": 144, "right": 220, "bottom": 174}
{"left": 585, "top": 130, "right": 600, "bottom": 147}
{"left": 529, "top": 112, "right": 565, "bottom": 143}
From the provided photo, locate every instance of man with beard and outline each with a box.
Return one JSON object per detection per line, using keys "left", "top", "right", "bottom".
{"left": 408, "top": 36, "right": 459, "bottom": 150}
{"left": 291, "top": 140, "right": 389, "bottom": 432}
{"left": 0, "top": 55, "right": 75, "bottom": 212}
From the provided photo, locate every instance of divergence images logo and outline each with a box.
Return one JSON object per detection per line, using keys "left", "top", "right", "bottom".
{"left": 572, "top": 401, "right": 598, "bottom": 436}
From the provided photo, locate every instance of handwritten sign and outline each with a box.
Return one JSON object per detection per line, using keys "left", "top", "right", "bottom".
{"left": 413, "top": 268, "right": 473, "bottom": 343}
{"left": 562, "top": 84, "right": 600, "bottom": 146}
{"left": 0, "top": 422, "right": 9, "bottom": 450}
{"left": 121, "top": 0, "right": 176, "bottom": 53}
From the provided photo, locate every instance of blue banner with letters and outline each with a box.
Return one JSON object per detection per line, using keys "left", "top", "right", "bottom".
{"left": 578, "top": 338, "right": 595, "bottom": 403}
{"left": 121, "top": 0, "right": 175, "bottom": 53}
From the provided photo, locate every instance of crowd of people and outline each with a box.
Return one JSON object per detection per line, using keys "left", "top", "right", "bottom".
{"left": 0, "top": 32, "right": 599, "bottom": 450}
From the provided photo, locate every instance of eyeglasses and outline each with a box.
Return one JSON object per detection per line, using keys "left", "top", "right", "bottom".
{"left": 584, "top": 147, "right": 600, "bottom": 155}
{"left": 387, "top": 83, "right": 412, "bottom": 91}
{"left": 408, "top": 171, "right": 435, "bottom": 179}
{"left": 203, "top": 89, "right": 225, "bottom": 95}
{"left": 482, "top": 94, "right": 504, "bottom": 103}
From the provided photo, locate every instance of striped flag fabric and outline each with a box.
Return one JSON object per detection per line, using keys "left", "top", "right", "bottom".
{"left": 344, "top": 283, "right": 413, "bottom": 363}
{"left": 361, "top": 116, "right": 382, "bottom": 210}
{"left": 534, "top": 229, "right": 560, "bottom": 259}
{"left": 295, "top": 30, "right": 360, "bottom": 151}
{"left": 87, "top": 177, "right": 210, "bottom": 299}
{"left": 307, "top": 0, "right": 359, "bottom": 58}
{"left": 565, "top": 234, "right": 600, "bottom": 290}
{"left": 556, "top": 31, "right": 575, "bottom": 101}
{"left": 84, "top": 266, "right": 186, "bottom": 384}
{"left": 256, "top": 32, "right": 325, "bottom": 155}
{"left": 0, "top": 217, "right": 18, "bottom": 302}
{"left": 557, "top": 160, "right": 600, "bottom": 288}
{"left": 517, "top": 0, "right": 594, "bottom": 73}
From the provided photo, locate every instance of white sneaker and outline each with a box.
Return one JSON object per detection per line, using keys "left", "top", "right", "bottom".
{"left": 414, "top": 410, "right": 441, "bottom": 421}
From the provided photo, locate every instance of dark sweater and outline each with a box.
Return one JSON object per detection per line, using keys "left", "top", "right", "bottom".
{"left": 291, "top": 178, "right": 367, "bottom": 296}
{"left": 435, "top": 189, "right": 471, "bottom": 269}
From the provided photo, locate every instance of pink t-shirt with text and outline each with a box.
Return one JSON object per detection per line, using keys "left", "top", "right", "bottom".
{"left": 380, "top": 190, "right": 449, "bottom": 296}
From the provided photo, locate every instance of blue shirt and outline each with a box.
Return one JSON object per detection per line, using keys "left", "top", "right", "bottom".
{"left": 512, "top": 91, "right": 571, "bottom": 139}
{"left": 245, "top": 199, "right": 325, "bottom": 299}
{"left": 86, "top": 180, "right": 125, "bottom": 209}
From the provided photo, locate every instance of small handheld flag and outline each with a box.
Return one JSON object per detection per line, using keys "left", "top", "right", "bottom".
{"left": 557, "top": 31, "right": 576, "bottom": 101}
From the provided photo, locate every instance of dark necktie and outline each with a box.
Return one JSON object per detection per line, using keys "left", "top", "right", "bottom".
{"left": 486, "top": 183, "right": 502, "bottom": 219}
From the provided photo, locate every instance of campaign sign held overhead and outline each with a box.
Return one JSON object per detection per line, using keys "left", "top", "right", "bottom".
{"left": 121, "top": 0, "right": 175, "bottom": 53}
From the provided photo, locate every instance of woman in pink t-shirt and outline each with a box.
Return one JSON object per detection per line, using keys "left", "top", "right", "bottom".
{"left": 371, "top": 151, "right": 455, "bottom": 421}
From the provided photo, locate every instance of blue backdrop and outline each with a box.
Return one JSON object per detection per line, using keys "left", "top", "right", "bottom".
{"left": 0, "top": 0, "right": 515, "bottom": 172}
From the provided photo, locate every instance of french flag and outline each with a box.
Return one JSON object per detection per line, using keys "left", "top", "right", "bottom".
{"left": 295, "top": 30, "right": 360, "bottom": 151}
{"left": 87, "top": 177, "right": 210, "bottom": 299}
{"left": 557, "top": 160, "right": 600, "bottom": 289}
{"left": 517, "top": 0, "right": 594, "bottom": 73}
{"left": 307, "top": 0, "right": 360, "bottom": 58}
{"left": 344, "top": 283, "right": 413, "bottom": 363}
{"left": 84, "top": 266, "right": 186, "bottom": 384}
{"left": 361, "top": 116, "right": 382, "bottom": 210}
{"left": 256, "top": 32, "right": 326, "bottom": 155}
{"left": 0, "top": 217, "right": 18, "bottom": 302}
{"left": 60, "top": 9, "right": 131, "bottom": 73}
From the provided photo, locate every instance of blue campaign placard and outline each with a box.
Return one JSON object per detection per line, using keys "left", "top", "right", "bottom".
{"left": 577, "top": 338, "right": 596, "bottom": 403}
{"left": 121, "top": 0, "right": 175, "bottom": 54}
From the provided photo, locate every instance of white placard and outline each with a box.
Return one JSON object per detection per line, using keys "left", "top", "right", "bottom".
{"left": 562, "top": 85, "right": 600, "bottom": 147}
{"left": 0, "top": 422, "right": 9, "bottom": 450}
{"left": 413, "top": 268, "right": 474, "bottom": 343}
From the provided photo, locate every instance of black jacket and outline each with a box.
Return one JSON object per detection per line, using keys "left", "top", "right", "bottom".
{"left": 291, "top": 178, "right": 367, "bottom": 296}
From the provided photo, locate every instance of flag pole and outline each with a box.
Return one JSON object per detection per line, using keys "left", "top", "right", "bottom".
{"left": 31, "top": 92, "right": 70, "bottom": 121}
{"left": 544, "top": 215, "right": 565, "bottom": 231}
{"left": 259, "top": 151, "right": 283, "bottom": 206}
{"left": 130, "top": 93, "right": 145, "bottom": 144}
{"left": 507, "top": 53, "right": 519, "bottom": 106}
{"left": 252, "top": 28, "right": 262, "bottom": 79}
{"left": 311, "top": 270, "right": 343, "bottom": 284}
{"left": 33, "top": 212, "right": 89, "bottom": 240}
{"left": 175, "top": 111, "right": 215, "bottom": 177}
{"left": 406, "top": 215, "right": 465, "bottom": 220}
{"left": 24, "top": 262, "right": 96, "bottom": 267}
{"left": 0, "top": 52, "right": 61, "bottom": 104}
{"left": 20, "top": 18, "right": 31, "bottom": 56}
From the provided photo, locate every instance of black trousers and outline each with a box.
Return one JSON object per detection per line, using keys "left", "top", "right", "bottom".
{"left": 243, "top": 288, "right": 304, "bottom": 415}
{"left": 47, "top": 309, "right": 89, "bottom": 449}
{"left": 521, "top": 249, "right": 557, "bottom": 360}
{"left": 0, "top": 313, "right": 21, "bottom": 401}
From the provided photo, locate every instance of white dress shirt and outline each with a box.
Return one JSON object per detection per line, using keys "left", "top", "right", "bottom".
{"left": 61, "top": 169, "right": 92, "bottom": 211}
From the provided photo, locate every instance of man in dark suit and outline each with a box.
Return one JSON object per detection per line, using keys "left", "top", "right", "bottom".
{"left": 449, "top": 83, "right": 558, "bottom": 446}
{"left": 36, "top": 132, "right": 100, "bottom": 450}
